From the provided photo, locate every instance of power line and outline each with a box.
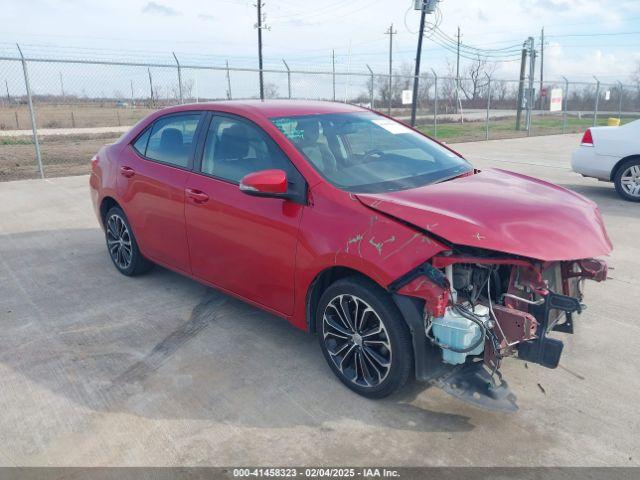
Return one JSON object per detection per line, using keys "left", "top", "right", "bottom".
{"left": 429, "top": 35, "right": 522, "bottom": 62}
{"left": 546, "top": 30, "right": 640, "bottom": 38}
{"left": 433, "top": 27, "right": 522, "bottom": 53}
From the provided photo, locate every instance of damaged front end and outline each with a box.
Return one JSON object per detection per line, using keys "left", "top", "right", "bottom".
{"left": 389, "top": 250, "right": 608, "bottom": 412}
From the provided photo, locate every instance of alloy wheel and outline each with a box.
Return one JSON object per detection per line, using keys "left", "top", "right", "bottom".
{"left": 106, "top": 214, "right": 133, "bottom": 270}
{"left": 322, "top": 294, "right": 392, "bottom": 388}
{"left": 620, "top": 164, "right": 640, "bottom": 198}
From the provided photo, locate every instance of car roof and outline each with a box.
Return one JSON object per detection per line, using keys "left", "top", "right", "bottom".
{"left": 161, "top": 99, "right": 368, "bottom": 119}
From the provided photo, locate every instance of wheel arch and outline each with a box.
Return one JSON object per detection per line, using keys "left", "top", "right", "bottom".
{"left": 305, "top": 266, "right": 383, "bottom": 334}
{"left": 610, "top": 154, "right": 640, "bottom": 181}
{"left": 306, "top": 265, "right": 441, "bottom": 385}
{"left": 99, "top": 196, "right": 121, "bottom": 225}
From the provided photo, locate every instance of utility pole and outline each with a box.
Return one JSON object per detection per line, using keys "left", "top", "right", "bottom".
{"left": 526, "top": 37, "right": 536, "bottom": 135}
{"left": 254, "top": 1, "right": 269, "bottom": 100}
{"left": 455, "top": 26, "right": 461, "bottom": 113}
{"left": 410, "top": 11, "right": 426, "bottom": 126}
{"left": 384, "top": 23, "right": 397, "bottom": 115}
{"left": 5, "top": 79, "right": 10, "bottom": 104}
{"left": 130, "top": 79, "right": 134, "bottom": 107}
{"left": 539, "top": 27, "right": 544, "bottom": 110}
{"left": 59, "top": 72, "right": 65, "bottom": 98}
{"left": 515, "top": 43, "right": 528, "bottom": 131}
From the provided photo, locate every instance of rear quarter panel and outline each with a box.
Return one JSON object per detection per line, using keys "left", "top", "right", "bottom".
{"left": 90, "top": 143, "right": 124, "bottom": 228}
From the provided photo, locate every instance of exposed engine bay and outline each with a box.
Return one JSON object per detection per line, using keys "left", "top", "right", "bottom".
{"left": 390, "top": 248, "right": 608, "bottom": 411}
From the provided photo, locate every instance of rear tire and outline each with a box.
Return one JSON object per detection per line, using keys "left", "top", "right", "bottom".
{"left": 614, "top": 158, "right": 640, "bottom": 202}
{"left": 316, "top": 276, "right": 413, "bottom": 399}
{"left": 104, "top": 206, "right": 153, "bottom": 276}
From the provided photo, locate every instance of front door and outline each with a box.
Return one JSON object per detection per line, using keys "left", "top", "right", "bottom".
{"left": 185, "top": 114, "right": 305, "bottom": 315}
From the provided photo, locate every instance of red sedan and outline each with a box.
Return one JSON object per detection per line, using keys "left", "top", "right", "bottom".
{"left": 90, "top": 100, "right": 611, "bottom": 411}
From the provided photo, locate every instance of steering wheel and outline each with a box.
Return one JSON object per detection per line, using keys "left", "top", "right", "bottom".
{"left": 362, "top": 149, "right": 385, "bottom": 162}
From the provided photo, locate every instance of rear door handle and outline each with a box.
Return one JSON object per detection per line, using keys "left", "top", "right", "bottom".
{"left": 120, "top": 166, "right": 135, "bottom": 178}
{"left": 185, "top": 188, "right": 209, "bottom": 204}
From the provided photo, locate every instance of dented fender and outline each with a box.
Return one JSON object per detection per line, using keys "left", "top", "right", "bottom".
{"left": 291, "top": 182, "right": 448, "bottom": 330}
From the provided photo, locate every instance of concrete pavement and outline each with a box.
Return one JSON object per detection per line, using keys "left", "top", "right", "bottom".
{"left": 0, "top": 134, "right": 638, "bottom": 466}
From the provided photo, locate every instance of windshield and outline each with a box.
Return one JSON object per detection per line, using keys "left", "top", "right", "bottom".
{"left": 270, "top": 112, "right": 472, "bottom": 193}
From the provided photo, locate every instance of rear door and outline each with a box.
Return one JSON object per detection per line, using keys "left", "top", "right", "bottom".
{"left": 117, "top": 112, "right": 204, "bottom": 273}
{"left": 184, "top": 113, "right": 305, "bottom": 315}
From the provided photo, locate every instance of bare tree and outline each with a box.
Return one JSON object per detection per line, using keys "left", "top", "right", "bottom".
{"left": 170, "top": 79, "right": 195, "bottom": 101}
{"left": 459, "top": 56, "right": 497, "bottom": 103}
{"left": 493, "top": 79, "right": 508, "bottom": 102}
{"left": 440, "top": 62, "right": 458, "bottom": 113}
{"left": 264, "top": 82, "right": 279, "bottom": 99}
{"left": 375, "top": 62, "right": 417, "bottom": 108}
{"left": 632, "top": 61, "right": 640, "bottom": 94}
{"left": 182, "top": 79, "right": 195, "bottom": 100}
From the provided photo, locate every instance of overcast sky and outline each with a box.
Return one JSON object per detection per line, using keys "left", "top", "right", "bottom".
{"left": 2, "top": 0, "right": 640, "bottom": 82}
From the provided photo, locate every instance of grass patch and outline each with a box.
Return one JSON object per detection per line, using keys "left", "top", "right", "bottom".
{"left": 417, "top": 115, "right": 639, "bottom": 142}
{"left": 0, "top": 138, "right": 33, "bottom": 145}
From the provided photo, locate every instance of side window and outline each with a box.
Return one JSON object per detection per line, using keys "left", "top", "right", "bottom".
{"left": 132, "top": 128, "right": 151, "bottom": 156}
{"left": 143, "top": 113, "right": 202, "bottom": 168}
{"left": 201, "top": 116, "right": 293, "bottom": 183}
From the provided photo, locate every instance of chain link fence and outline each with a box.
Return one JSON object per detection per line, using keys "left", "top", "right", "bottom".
{"left": 1, "top": 47, "right": 639, "bottom": 180}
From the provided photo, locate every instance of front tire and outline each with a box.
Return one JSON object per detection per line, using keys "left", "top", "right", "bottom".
{"left": 316, "top": 276, "right": 413, "bottom": 399}
{"left": 614, "top": 158, "right": 640, "bottom": 202}
{"left": 104, "top": 206, "right": 153, "bottom": 276}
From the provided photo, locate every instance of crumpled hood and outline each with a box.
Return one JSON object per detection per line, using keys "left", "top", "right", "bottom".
{"left": 356, "top": 168, "right": 612, "bottom": 261}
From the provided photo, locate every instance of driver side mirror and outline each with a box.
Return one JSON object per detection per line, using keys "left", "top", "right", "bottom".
{"left": 239, "top": 169, "right": 288, "bottom": 198}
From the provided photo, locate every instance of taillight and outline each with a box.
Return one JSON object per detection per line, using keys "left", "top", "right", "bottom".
{"left": 581, "top": 129, "right": 594, "bottom": 146}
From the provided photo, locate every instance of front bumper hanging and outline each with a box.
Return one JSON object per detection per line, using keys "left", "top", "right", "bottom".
{"left": 517, "top": 290, "right": 583, "bottom": 369}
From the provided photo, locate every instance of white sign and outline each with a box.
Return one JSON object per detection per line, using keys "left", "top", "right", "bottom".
{"left": 605, "top": 90, "right": 611, "bottom": 101}
{"left": 401, "top": 90, "right": 413, "bottom": 105}
{"left": 550, "top": 88, "right": 563, "bottom": 112}
{"left": 372, "top": 119, "right": 411, "bottom": 135}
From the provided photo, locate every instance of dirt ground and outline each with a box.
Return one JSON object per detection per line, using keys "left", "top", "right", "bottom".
{"left": 0, "top": 104, "right": 155, "bottom": 131}
{"left": 0, "top": 133, "right": 121, "bottom": 181}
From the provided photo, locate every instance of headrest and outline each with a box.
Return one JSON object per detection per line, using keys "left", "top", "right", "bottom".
{"left": 160, "top": 128, "right": 183, "bottom": 152}
{"left": 296, "top": 120, "right": 320, "bottom": 144}
{"left": 216, "top": 124, "right": 250, "bottom": 160}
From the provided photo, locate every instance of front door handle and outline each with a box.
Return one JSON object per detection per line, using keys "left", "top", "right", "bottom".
{"left": 185, "top": 188, "right": 209, "bottom": 204}
{"left": 120, "top": 166, "right": 135, "bottom": 178}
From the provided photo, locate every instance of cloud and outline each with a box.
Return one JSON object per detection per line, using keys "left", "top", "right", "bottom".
{"left": 197, "top": 13, "right": 214, "bottom": 21}
{"left": 141, "top": 2, "right": 180, "bottom": 16}
{"left": 529, "top": 0, "right": 572, "bottom": 11}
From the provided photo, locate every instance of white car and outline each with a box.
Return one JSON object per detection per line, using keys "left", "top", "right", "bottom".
{"left": 571, "top": 119, "right": 640, "bottom": 202}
